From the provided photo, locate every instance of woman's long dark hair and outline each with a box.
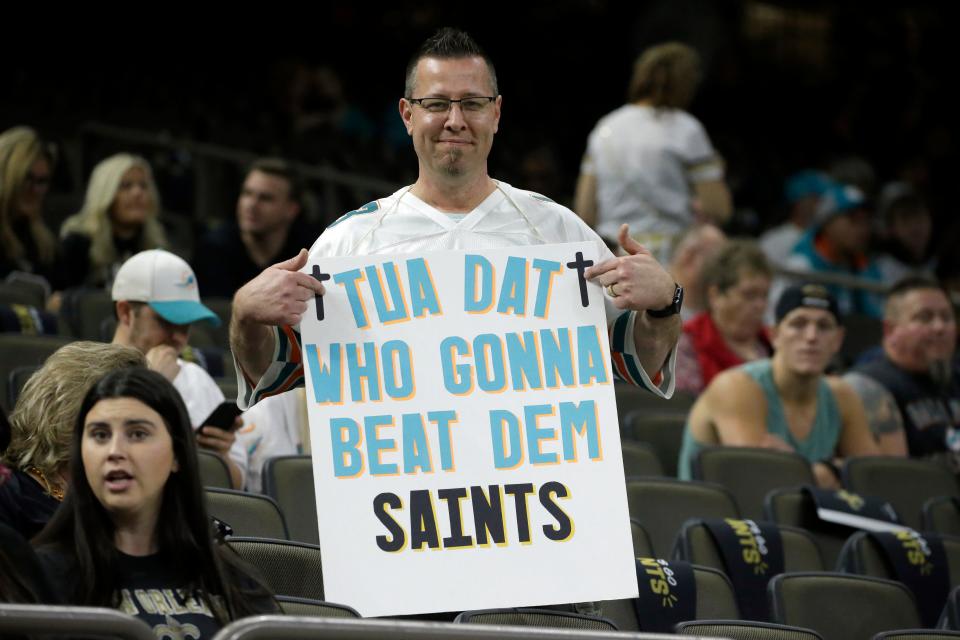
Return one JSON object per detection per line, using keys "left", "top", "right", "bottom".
{"left": 34, "top": 367, "right": 271, "bottom": 622}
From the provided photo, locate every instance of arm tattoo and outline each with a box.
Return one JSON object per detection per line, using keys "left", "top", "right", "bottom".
{"left": 844, "top": 372, "right": 904, "bottom": 436}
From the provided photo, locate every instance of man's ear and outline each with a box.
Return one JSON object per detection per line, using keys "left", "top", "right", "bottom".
{"left": 399, "top": 98, "right": 414, "bottom": 135}
{"left": 116, "top": 300, "right": 134, "bottom": 327}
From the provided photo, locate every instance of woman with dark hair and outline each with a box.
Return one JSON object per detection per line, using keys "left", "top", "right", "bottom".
{"left": 34, "top": 367, "right": 276, "bottom": 637}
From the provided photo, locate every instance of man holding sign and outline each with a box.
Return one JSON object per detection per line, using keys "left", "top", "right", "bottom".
{"left": 229, "top": 28, "right": 681, "bottom": 616}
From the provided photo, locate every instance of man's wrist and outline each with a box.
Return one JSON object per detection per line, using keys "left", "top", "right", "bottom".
{"left": 646, "top": 283, "right": 684, "bottom": 319}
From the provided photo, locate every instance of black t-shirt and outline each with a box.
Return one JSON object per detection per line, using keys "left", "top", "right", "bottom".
{"left": 59, "top": 231, "right": 145, "bottom": 290}
{"left": 0, "top": 521, "right": 57, "bottom": 603}
{"left": 36, "top": 544, "right": 278, "bottom": 638}
{"left": 854, "top": 355, "right": 960, "bottom": 457}
{"left": 193, "top": 217, "right": 320, "bottom": 299}
{"left": 114, "top": 553, "right": 224, "bottom": 640}
{"left": 0, "top": 468, "right": 60, "bottom": 540}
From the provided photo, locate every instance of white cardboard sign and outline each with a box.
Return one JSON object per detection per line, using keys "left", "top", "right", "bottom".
{"left": 300, "top": 242, "right": 637, "bottom": 617}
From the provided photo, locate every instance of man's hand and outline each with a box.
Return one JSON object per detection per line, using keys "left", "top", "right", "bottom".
{"left": 146, "top": 345, "right": 181, "bottom": 381}
{"left": 197, "top": 418, "right": 244, "bottom": 488}
{"left": 233, "top": 249, "right": 326, "bottom": 327}
{"left": 758, "top": 433, "right": 795, "bottom": 453}
{"left": 196, "top": 421, "right": 238, "bottom": 457}
{"left": 585, "top": 224, "right": 675, "bottom": 312}
{"left": 230, "top": 249, "right": 326, "bottom": 386}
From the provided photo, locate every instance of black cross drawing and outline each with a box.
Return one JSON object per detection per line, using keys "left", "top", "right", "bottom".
{"left": 566, "top": 251, "right": 594, "bottom": 307}
{"left": 312, "top": 265, "right": 331, "bottom": 320}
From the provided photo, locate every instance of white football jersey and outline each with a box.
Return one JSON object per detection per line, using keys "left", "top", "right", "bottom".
{"left": 237, "top": 181, "right": 675, "bottom": 407}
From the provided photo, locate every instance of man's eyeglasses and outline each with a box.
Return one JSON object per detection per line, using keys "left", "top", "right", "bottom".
{"left": 406, "top": 96, "right": 496, "bottom": 114}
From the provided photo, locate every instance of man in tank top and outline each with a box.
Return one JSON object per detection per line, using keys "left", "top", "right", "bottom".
{"left": 678, "top": 283, "right": 880, "bottom": 487}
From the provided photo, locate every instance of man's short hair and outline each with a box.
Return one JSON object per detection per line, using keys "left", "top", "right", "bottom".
{"left": 701, "top": 239, "right": 772, "bottom": 294}
{"left": 884, "top": 275, "right": 948, "bottom": 321}
{"left": 404, "top": 27, "right": 498, "bottom": 98}
{"left": 246, "top": 157, "right": 303, "bottom": 207}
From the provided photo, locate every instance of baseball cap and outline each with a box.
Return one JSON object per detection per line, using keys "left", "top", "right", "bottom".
{"left": 111, "top": 250, "right": 221, "bottom": 326}
{"left": 812, "top": 182, "right": 868, "bottom": 228}
{"left": 784, "top": 170, "right": 830, "bottom": 205}
{"left": 774, "top": 283, "right": 841, "bottom": 324}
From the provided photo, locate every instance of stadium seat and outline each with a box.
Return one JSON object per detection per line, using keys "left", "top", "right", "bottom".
{"left": 275, "top": 596, "right": 360, "bottom": 618}
{"left": 872, "top": 632, "right": 960, "bottom": 639}
{"left": 205, "top": 488, "right": 288, "bottom": 539}
{"left": 263, "top": 454, "right": 319, "bottom": 544}
{"left": 227, "top": 536, "right": 325, "bottom": 600}
{"left": 675, "top": 519, "right": 825, "bottom": 573}
{"left": 692, "top": 446, "right": 816, "bottom": 521}
{"left": 624, "top": 412, "right": 688, "bottom": 478}
{"left": 924, "top": 497, "right": 960, "bottom": 537}
{"left": 837, "top": 531, "right": 960, "bottom": 585}
{"left": 6, "top": 364, "right": 39, "bottom": 410}
{"left": 764, "top": 486, "right": 853, "bottom": 569}
{"left": 0, "top": 334, "right": 70, "bottom": 413}
{"left": 0, "top": 603, "right": 152, "bottom": 639}
{"left": 197, "top": 449, "right": 233, "bottom": 489}
{"left": 630, "top": 518, "right": 654, "bottom": 558}
{"left": 940, "top": 585, "right": 960, "bottom": 630}
{"left": 58, "top": 287, "right": 114, "bottom": 340}
{"left": 625, "top": 477, "right": 740, "bottom": 556}
{"left": 843, "top": 457, "right": 960, "bottom": 530}
{"left": 454, "top": 608, "right": 618, "bottom": 630}
{"left": 769, "top": 572, "right": 922, "bottom": 640}
{"left": 621, "top": 440, "right": 664, "bottom": 477}
{"left": 601, "top": 564, "right": 740, "bottom": 631}
{"left": 676, "top": 619, "right": 825, "bottom": 639}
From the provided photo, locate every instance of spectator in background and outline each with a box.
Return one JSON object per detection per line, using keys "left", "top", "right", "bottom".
{"left": 874, "top": 182, "right": 935, "bottom": 283}
{"left": 0, "top": 342, "right": 144, "bottom": 539}
{"left": 845, "top": 278, "right": 959, "bottom": 465}
{"left": 34, "top": 368, "right": 277, "bottom": 635}
{"left": 675, "top": 240, "right": 773, "bottom": 394}
{"left": 110, "top": 249, "right": 246, "bottom": 488}
{"left": 194, "top": 158, "right": 315, "bottom": 299}
{"left": 774, "top": 182, "right": 885, "bottom": 319}
{"left": 574, "top": 42, "right": 731, "bottom": 263}
{"left": 235, "top": 388, "right": 309, "bottom": 493}
{"left": 678, "top": 284, "right": 880, "bottom": 488}
{"left": 760, "top": 170, "right": 830, "bottom": 269}
{"left": 669, "top": 224, "right": 727, "bottom": 321}
{"left": 60, "top": 154, "right": 168, "bottom": 290}
{"left": 0, "top": 126, "right": 60, "bottom": 285}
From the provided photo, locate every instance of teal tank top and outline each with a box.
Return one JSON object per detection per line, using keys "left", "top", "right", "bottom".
{"left": 677, "top": 359, "right": 841, "bottom": 479}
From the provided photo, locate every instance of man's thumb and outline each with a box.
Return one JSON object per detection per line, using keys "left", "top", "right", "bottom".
{"left": 276, "top": 248, "right": 309, "bottom": 271}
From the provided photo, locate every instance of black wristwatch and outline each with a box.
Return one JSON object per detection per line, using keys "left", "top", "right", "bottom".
{"left": 646, "top": 283, "right": 684, "bottom": 318}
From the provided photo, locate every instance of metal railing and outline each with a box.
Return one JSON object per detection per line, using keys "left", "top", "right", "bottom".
{"left": 78, "top": 122, "right": 401, "bottom": 224}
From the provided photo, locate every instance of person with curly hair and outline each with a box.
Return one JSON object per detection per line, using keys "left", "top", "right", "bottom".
{"left": 0, "top": 341, "right": 144, "bottom": 538}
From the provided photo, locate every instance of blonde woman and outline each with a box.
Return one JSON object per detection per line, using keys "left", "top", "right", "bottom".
{"left": 0, "top": 341, "right": 144, "bottom": 538}
{"left": 0, "top": 126, "right": 59, "bottom": 283}
{"left": 60, "top": 154, "right": 168, "bottom": 289}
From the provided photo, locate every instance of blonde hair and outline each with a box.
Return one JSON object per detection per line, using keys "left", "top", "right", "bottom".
{"left": 60, "top": 154, "right": 168, "bottom": 283}
{"left": 0, "top": 126, "right": 58, "bottom": 265}
{"left": 3, "top": 341, "right": 145, "bottom": 479}
{"left": 627, "top": 42, "right": 702, "bottom": 109}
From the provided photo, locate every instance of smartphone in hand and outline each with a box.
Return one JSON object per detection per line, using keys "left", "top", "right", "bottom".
{"left": 199, "top": 402, "right": 243, "bottom": 432}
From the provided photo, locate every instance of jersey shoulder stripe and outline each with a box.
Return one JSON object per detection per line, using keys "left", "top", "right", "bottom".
{"left": 328, "top": 200, "right": 381, "bottom": 228}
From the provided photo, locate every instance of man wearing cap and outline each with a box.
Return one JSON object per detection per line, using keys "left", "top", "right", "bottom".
{"left": 111, "top": 249, "right": 245, "bottom": 488}
{"left": 772, "top": 182, "right": 885, "bottom": 319}
{"left": 678, "top": 283, "right": 880, "bottom": 487}
{"left": 845, "top": 277, "right": 960, "bottom": 466}
{"left": 759, "top": 170, "right": 830, "bottom": 269}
